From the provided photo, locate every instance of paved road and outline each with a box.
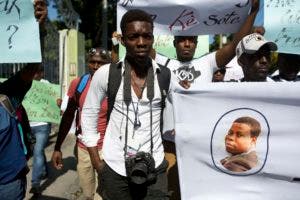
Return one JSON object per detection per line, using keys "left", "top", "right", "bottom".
{"left": 25, "top": 132, "right": 85, "bottom": 200}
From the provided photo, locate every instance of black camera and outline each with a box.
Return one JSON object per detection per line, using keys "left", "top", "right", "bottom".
{"left": 125, "top": 151, "right": 156, "bottom": 185}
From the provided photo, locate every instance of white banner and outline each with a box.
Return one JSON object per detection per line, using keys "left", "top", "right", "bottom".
{"left": 173, "top": 83, "right": 300, "bottom": 200}
{"left": 117, "top": 0, "right": 251, "bottom": 35}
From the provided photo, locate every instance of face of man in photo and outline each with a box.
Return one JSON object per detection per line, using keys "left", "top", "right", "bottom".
{"left": 122, "top": 21, "right": 154, "bottom": 65}
{"left": 225, "top": 122, "right": 257, "bottom": 155}
{"left": 278, "top": 54, "right": 300, "bottom": 81}
{"left": 240, "top": 46, "right": 271, "bottom": 82}
{"left": 174, "top": 36, "right": 198, "bottom": 62}
{"left": 88, "top": 53, "right": 109, "bottom": 75}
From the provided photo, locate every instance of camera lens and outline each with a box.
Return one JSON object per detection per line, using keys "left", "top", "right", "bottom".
{"left": 130, "top": 163, "right": 148, "bottom": 185}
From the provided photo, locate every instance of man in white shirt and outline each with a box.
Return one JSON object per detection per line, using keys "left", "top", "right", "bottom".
{"left": 159, "top": 1, "right": 261, "bottom": 199}
{"left": 81, "top": 9, "right": 170, "bottom": 199}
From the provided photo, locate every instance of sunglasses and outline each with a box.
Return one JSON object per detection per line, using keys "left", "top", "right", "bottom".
{"left": 88, "top": 48, "right": 110, "bottom": 58}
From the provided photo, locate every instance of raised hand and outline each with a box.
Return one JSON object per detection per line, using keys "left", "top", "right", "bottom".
{"left": 34, "top": 0, "right": 48, "bottom": 25}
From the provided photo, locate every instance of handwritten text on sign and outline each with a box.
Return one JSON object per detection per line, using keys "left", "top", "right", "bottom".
{"left": 0, "top": 0, "right": 41, "bottom": 63}
{"left": 23, "top": 81, "right": 61, "bottom": 124}
{"left": 264, "top": 0, "right": 300, "bottom": 54}
{"left": 117, "top": 0, "right": 251, "bottom": 35}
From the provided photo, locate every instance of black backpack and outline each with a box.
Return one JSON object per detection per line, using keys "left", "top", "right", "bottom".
{"left": 107, "top": 62, "right": 171, "bottom": 132}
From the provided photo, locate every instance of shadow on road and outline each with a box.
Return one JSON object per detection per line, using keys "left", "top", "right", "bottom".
{"left": 40, "top": 156, "right": 77, "bottom": 193}
{"left": 29, "top": 195, "right": 69, "bottom": 200}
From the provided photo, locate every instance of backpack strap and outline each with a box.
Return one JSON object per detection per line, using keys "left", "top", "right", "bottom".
{"left": 76, "top": 73, "right": 90, "bottom": 94}
{"left": 157, "top": 64, "right": 171, "bottom": 133}
{"left": 74, "top": 73, "right": 90, "bottom": 135}
{"left": 107, "top": 62, "right": 122, "bottom": 123}
{"left": 0, "top": 94, "right": 15, "bottom": 116}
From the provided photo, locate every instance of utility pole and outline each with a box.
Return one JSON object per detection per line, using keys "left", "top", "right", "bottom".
{"left": 101, "top": 0, "right": 108, "bottom": 49}
{"left": 219, "top": 34, "right": 223, "bottom": 49}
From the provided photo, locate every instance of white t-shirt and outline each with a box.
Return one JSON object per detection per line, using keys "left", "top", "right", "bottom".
{"left": 156, "top": 52, "right": 218, "bottom": 141}
{"left": 224, "top": 56, "right": 244, "bottom": 81}
{"left": 158, "top": 52, "right": 218, "bottom": 85}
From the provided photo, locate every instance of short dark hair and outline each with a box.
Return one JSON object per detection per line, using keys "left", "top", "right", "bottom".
{"left": 174, "top": 36, "right": 198, "bottom": 43}
{"left": 120, "top": 9, "right": 154, "bottom": 34}
{"left": 234, "top": 116, "right": 261, "bottom": 138}
{"left": 278, "top": 53, "right": 300, "bottom": 63}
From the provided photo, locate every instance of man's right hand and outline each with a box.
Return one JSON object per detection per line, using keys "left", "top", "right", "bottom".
{"left": 52, "top": 150, "right": 63, "bottom": 170}
{"left": 34, "top": 0, "right": 48, "bottom": 25}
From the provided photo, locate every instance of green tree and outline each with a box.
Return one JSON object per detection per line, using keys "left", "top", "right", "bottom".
{"left": 50, "top": 0, "right": 117, "bottom": 50}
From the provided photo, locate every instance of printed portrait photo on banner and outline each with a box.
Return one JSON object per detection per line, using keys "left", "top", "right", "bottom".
{"left": 210, "top": 108, "right": 270, "bottom": 176}
{"left": 220, "top": 116, "right": 261, "bottom": 172}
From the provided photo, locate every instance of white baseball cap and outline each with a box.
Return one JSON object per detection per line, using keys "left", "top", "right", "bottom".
{"left": 236, "top": 33, "right": 277, "bottom": 59}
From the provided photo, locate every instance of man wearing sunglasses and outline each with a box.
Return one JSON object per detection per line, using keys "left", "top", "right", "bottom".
{"left": 51, "top": 47, "right": 111, "bottom": 200}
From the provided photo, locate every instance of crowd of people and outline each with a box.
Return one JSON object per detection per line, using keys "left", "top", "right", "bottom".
{"left": 0, "top": 0, "right": 299, "bottom": 199}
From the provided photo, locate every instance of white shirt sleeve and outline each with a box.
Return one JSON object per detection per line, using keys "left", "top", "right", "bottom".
{"left": 81, "top": 64, "right": 110, "bottom": 147}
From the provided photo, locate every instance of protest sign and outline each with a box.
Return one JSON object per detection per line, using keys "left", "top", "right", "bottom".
{"left": 117, "top": 0, "right": 251, "bottom": 35}
{"left": 23, "top": 80, "right": 61, "bottom": 124}
{"left": 173, "top": 82, "right": 300, "bottom": 200}
{"left": 264, "top": 0, "right": 300, "bottom": 54}
{"left": 0, "top": 0, "right": 41, "bottom": 63}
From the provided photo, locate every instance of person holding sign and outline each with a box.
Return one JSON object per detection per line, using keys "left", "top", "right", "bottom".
{"left": 169, "top": 0, "right": 261, "bottom": 88}
{"left": 161, "top": 0, "right": 261, "bottom": 199}
{"left": 221, "top": 116, "right": 261, "bottom": 172}
{"left": 0, "top": 0, "right": 47, "bottom": 199}
{"left": 29, "top": 66, "right": 52, "bottom": 195}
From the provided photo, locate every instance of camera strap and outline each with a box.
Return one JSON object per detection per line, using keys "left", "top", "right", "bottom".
{"left": 123, "top": 59, "right": 155, "bottom": 158}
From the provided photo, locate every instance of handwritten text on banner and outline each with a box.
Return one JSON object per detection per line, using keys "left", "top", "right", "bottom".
{"left": 23, "top": 81, "right": 61, "bottom": 124}
{"left": 264, "top": 0, "right": 300, "bottom": 54}
{"left": 0, "top": 0, "right": 41, "bottom": 63}
{"left": 117, "top": 0, "right": 251, "bottom": 35}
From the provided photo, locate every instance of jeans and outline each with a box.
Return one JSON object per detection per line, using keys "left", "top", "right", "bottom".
{"left": 0, "top": 176, "right": 26, "bottom": 200}
{"left": 99, "top": 160, "right": 169, "bottom": 200}
{"left": 31, "top": 123, "right": 51, "bottom": 187}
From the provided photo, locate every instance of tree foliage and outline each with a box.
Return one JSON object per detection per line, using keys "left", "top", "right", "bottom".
{"left": 50, "top": 0, "right": 117, "bottom": 50}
